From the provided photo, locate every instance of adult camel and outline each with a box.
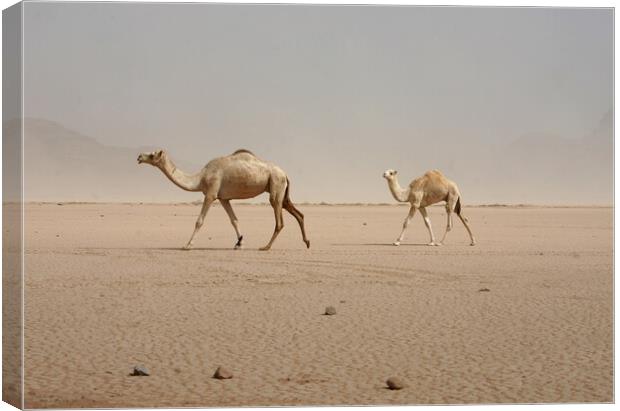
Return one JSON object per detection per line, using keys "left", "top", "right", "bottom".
{"left": 138, "top": 149, "right": 310, "bottom": 251}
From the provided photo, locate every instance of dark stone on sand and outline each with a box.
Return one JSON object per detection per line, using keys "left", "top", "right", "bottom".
{"left": 213, "top": 366, "right": 233, "bottom": 379}
{"left": 324, "top": 306, "right": 337, "bottom": 315}
{"left": 479, "top": 288, "right": 490, "bottom": 292}
{"left": 131, "top": 365, "right": 149, "bottom": 376}
{"left": 386, "top": 377, "right": 404, "bottom": 390}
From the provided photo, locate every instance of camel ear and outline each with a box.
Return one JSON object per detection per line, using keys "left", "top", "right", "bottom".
{"left": 394, "top": 170, "right": 398, "bottom": 175}
{"left": 154, "top": 150, "right": 163, "bottom": 159}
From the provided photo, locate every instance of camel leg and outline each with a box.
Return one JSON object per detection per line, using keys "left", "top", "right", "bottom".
{"left": 439, "top": 204, "right": 453, "bottom": 245}
{"left": 260, "top": 191, "right": 285, "bottom": 251}
{"left": 440, "top": 198, "right": 456, "bottom": 245}
{"left": 457, "top": 211, "right": 476, "bottom": 246}
{"left": 183, "top": 195, "right": 215, "bottom": 250}
{"left": 283, "top": 201, "right": 310, "bottom": 248}
{"left": 419, "top": 207, "right": 439, "bottom": 246}
{"left": 221, "top": 199, "right": 243, "bottom": 249}
{"left": 394, "top": 205, "right": 417, "bottom": 246}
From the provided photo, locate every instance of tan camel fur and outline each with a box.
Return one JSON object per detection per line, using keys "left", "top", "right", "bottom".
{"left": 383, "top": 169, "right": 475, "bottom": 246}
{"left": 138, "top": 149, "right": 310, "bottom": 251}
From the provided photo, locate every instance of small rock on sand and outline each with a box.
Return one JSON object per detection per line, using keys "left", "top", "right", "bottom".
{"left": 324, "top": 306, "right": 337, "bottom": 315}
{"left": 213, "top": 366, "right": 233, "bottom": 379}
{"left": 479, "top": 288, "right": 490, "bottom": 292}
{"left": 131, "top": 365, "right": 149, "bottom": 376}
{"left": 386, "top": 377, "right": 404, "bottom": 390}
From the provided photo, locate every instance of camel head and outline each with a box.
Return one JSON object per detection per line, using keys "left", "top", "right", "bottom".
{"left": 383, "top": 169, "right": 398, "bottom": 180}
{"left": 137, "top": 150, "right": 166, "bottom": 167}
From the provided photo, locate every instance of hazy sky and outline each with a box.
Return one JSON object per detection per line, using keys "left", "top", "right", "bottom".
{"left": 19, "top": 3, "right": 613, "bottom": 203}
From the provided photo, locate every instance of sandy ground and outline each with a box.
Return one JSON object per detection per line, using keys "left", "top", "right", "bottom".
{"left": 22, "top": 203, "right": 612, "bottom": 407}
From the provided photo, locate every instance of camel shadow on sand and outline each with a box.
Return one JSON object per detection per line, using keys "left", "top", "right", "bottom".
{"left": 147, "top": 247, "right": 238, "bottom": 251}
{"left": 331, "top": 243, "right": 439, "bottom": 247}
{"left": 78, "top": 246, "right": 240, "bottom": 252}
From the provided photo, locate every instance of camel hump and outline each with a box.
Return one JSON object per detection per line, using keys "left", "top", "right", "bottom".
{"left": 425, "top": 169, "right": 443, "bottom": 177}
{"left": 232, "top": 149, "right": 255, "bottom": 156}
{"left": 411, "top": 169, "right": 445, "bottom": 189}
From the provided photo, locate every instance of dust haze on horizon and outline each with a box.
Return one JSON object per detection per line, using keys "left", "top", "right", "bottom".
{"left": 10, "top": 3, "right": 613, "bottom": 204}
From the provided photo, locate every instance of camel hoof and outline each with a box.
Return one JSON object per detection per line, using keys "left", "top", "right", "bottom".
{"left": 182, "top": 245, "right": 192, "bottom": 251}
{"left": 393, "top": 241, "right": 400, "bottom": 246}
{"left": 304, "top": 240, "right": 310, "bottom": 249}
{"left": 470, "top": 242, "right": 476, "bottom": 246}
{"left": 259, "top": 246, "right": 271, "bottom": 251}
{"left": 234, "top": 244, "right": 243, "bottom": 250}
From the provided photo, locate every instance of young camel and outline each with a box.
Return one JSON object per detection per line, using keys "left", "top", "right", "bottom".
{"left": 137, "top": 149, "right": 310, "bottom": 251}
{"left": 382, "top": 169, "right": 475, "bottom": 246}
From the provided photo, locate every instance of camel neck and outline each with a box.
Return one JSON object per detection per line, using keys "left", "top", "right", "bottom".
{"left": 159, "top": 157, "right": 202, "bottom": 192}
{"left": 387, "top": 178, "right": 410, "bottom": 203}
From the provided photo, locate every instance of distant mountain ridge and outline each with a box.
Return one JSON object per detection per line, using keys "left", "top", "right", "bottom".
{"left": 3, "top": 113, "right": 613, "bottom": 204}
{"left": 14, "top": 118, "right": 204, "bottom": 202}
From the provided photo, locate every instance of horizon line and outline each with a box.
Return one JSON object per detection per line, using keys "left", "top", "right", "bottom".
{"left": 9, "top": 201, "right": 614, "bottom": 208}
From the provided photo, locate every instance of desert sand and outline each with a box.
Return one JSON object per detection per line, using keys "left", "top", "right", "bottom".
{"left": 22, "top": 203, "right": 612, "bottom": 407}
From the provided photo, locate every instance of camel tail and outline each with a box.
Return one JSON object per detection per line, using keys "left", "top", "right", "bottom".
{"left": 283, "top": 177, "right": 291, "bottom": 204}
{"left": 283, "top": 178, "right": 310, "bottom": 248}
